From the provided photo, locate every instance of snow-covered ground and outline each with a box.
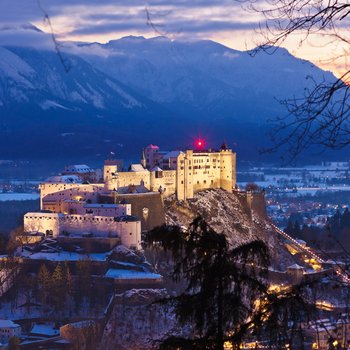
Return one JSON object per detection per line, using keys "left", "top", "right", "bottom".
{"left": 105, "top": 269, "right": 162, "bottom": 280}
{"left": 21, "top": 250, "right": 109, "bottom": 261}
{"left": 0, "top": 193, "right": 39, "bottom": 201}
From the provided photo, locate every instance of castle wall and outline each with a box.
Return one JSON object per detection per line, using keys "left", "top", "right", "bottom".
{"left": 40, "top": 183, "right": 105, "bottom": 210}
{"left": 115, "top": 171, "right": 151, "bottom": 190}
{"left": 24, "top": 212, "right": 141, "bottom": 249}
{"left": 175, "top": 149, "right": 236, "bottom": 200}
{"left": 112, "top": 193, "right": 165, "bottom": 232}
{"left": 192, "top": 152, "right": 222, "bottom": 193}
{"left": 251, "top": 192, "right": 267, "bottom": 218}
{"left": 24, "top": 212, "right": 61, "bottom": 235}
{"left": 60, "top": 201, "right": 131, "bottom": 217}
{"left": 150, "top": 170, "right": 176, "bottom": 196}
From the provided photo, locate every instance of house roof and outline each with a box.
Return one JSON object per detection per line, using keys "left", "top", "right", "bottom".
{"left": 129, "top": 164, "right": 147, "bottom": 172}
{"left": 163, "top": 150, "right": 184, "bottom": 160}
{"left": 0, "top": 320, "right": 20, "bottom": 328}
{"left": 63, "top": 164, "right": 92, "bottom": 173}
{"left": 46, "top": 175, "right": 82, "bottom": 184}
{"left": 288, "top": 264, "right": 305, "bottom": 270}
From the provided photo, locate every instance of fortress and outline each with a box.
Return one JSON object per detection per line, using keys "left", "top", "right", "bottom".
{"left": 24, "top": 143, "right": 237, "bottom": 250}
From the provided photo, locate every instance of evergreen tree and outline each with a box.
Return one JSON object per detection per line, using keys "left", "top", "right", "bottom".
{"left": 38, "top": 264, "right": 51, "bottom": 306}
{"left": 146, "top": 216, "right": 270, "bottom": 350}
{"left": 293, "top": 221, "right": 301, "bottom": 237}
{"left": 330, "top": 209, "right": 342, "bottom": 233}
{"left": 285, "top": 219, "right": 294, "bottom": 236}
{"left": 256, "top": 282, "right": 316, "bottom": 349}
{"left": 76, "top": 258, "right": 92, "bottom": 307}
{"left": 8, "top": 336, "right": 20, "bottom": 350}
{"left": 64, "top": 261, "right": 74, "bottom": 297}
{"left": 341, "top": 208, "right": 350, "bottom": 229}
{"left": 51, "top": 263, "right": 66, "bottom": 312}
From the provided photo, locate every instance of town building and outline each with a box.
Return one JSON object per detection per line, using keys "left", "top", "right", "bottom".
{"left": 0, "top": 320, "right": 21, "bottom": 344}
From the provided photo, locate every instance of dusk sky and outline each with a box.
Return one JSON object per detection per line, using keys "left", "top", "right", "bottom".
{"left": 1, "top": 0, "right": 348, "bottom": 77}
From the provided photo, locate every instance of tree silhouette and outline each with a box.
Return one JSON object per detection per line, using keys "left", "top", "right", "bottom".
{"left": 146, "top": 216, "right": 270, "bottom": 350}
{"left": 246, "top": 0, "right": 350, "bottom": 162}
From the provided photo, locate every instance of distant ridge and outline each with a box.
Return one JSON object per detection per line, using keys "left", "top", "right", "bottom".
{"left": 0, "top": 27, "right": 340, "bottom": 161}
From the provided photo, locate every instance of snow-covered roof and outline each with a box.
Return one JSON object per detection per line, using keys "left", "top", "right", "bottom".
{"left": 84, "top": 204, "right": 120, "bottom": 208}
{"left": 105, "top": 268, "right": 162, "bottom": 280}
{"left": 151, "top": 166, "right": 163, "bottom": 172}
{"left": 117, "top": 185, "right": 150, "bottom": 194}
{"left": 46, "top": 175, "right": 82, "bottom": 184}
{"left": 30, "top": 324, "right": 59, "bottom": 336}
{"left": 163, "top": 150, "right": 183, "bottom": 160}
{"left": 129, "top": 164, "right": 147, "bottom": 172}
{"left": 0, "top": 320, "right": 20, "bottom": 328}
{"left": 24, "top": 212, "right": 63, "bottom": 218}
{"left": 64, "top": 164, "right": 92, "bottom": 173}
{"left": 287, "top": 264, "right": 305, "bottom": 270}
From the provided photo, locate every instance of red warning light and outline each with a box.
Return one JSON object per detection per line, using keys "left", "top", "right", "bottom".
{"left": 196, "top": 139, "right": 204, "bottom": 149}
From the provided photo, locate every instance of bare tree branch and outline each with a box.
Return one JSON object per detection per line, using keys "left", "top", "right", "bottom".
{"left": 243, "top": 0, "right": 350, "bottom": 162}
{"left": 37, "top": 0, "right": 71, "bottom": 72}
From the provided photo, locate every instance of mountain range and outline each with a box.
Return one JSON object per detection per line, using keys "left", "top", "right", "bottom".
{"left": 0, "top": 25, "right": 338, "bottom": 162}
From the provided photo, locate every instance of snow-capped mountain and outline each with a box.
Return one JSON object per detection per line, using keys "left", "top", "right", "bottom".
{"left": 82, "top": 36, "right": 335, "bottom": 121}
{"left": 0, "top": 27, "right": 338, "bottom": 160}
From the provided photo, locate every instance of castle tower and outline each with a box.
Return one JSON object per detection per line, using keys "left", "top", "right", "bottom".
{"left": 144, "top": 144, "right": 160, "bottom": 169}
{"left": 104, "top": 160, "right": 119, "bottom": 191}
{"left": 219, "top": 143, "right": 235, "bottom": 192}
{"left": 141, "top": 149, "right": 147, "bottom": 169}
{"left": 176, "top": 150, "right": 194, "bottom": 201}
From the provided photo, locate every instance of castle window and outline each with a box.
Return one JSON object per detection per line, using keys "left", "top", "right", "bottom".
{"left": 197, "top": 181, "right": 199, "bottom": 184}
{"left": 181, "top": 181, "right": 184, "bottom": 184}
{"left": 204, "top": 180, "right": 206, "bottom": 184}
{"left": 129, "top": 232, "right": 132, "bottom": 235}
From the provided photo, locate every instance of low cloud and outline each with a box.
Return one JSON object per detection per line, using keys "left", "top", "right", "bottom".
{"left": 0, "top": 26, "right": 54, "bottom": 49}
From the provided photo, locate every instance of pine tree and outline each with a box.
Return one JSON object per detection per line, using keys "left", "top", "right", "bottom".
{"left": 76, "top": 258, "right": 92, "bottom": 307}
{"left": 293, "top": 221, "right": 301, "bottom": 237}
{"left": 64, "top": 261, "right": 74, "bottom": 297}
{"left": 146, "top": 216, "right": 270, "bottom": 350}
{"left": 51, "top": 263, "right": 65, "bottom": 312}
{"left": 8, "top": 336, "right": 20, "bottom": 350}
{"left": 341, "top": 208, "right": 350, "bottom": 229}
{"left": 285, "top": 219, "right": 294, "bottom": 236}
{"left": 38, "top": 264, "right": 51, "bottom": 306}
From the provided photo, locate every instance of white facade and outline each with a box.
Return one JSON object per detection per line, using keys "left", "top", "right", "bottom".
{"left": 0, "top": 320, "right": 21, "bottom": 344}
{"left": 24, "top": 212, "right": 141, "bottom": 249}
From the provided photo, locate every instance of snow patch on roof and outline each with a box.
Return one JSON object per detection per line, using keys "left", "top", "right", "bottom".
{"left": 0, "top": 320, "right": 20, "bottom": 328}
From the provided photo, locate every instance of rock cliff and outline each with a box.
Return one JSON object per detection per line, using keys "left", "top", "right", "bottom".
{"left": 99, "top": 189, "right": 296, "bottom": 349}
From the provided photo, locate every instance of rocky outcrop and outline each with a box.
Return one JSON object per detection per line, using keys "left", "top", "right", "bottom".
{"left": 99, "top": 289, "right": 185, "bottom": 350}
{"left": 164, "top": 189, "right": 295, "bottom": 270}
{"left": 100, "top": 189, "right": 297, "bottom": 349}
